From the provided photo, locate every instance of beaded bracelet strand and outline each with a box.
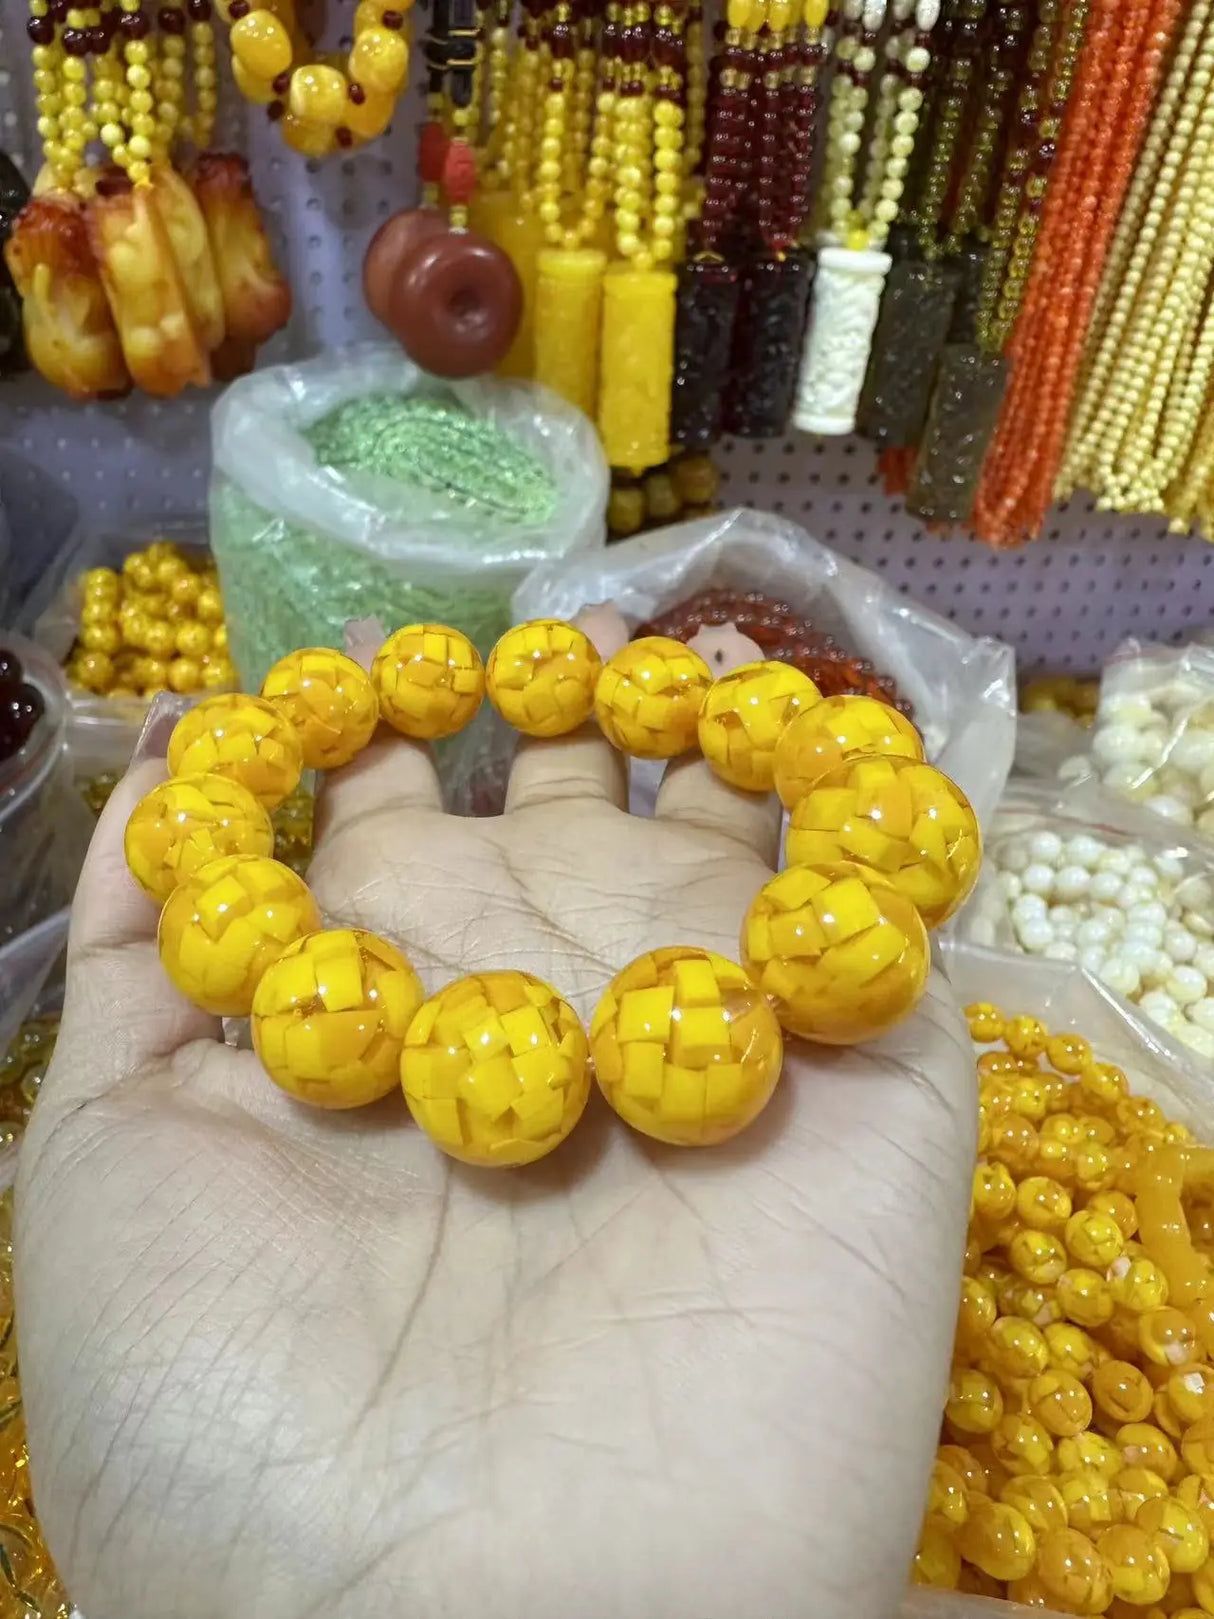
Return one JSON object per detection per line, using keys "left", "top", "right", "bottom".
{"left": 122, "top": 623, "right": 981, "bottom": 1168}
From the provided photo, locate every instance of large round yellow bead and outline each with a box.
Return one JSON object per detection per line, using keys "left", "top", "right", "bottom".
{"left": 260, "top": 648, "right": 380, "bottom": 770}
{"left": 772, "top": 692, "right": 924, "bottom": 810}
{"left": 371, "top": 623, "right": 485, "bottom": 740}
{"left": 593, "top": 635, "right": 713, "bottom": 759}
{"left": 124, "top": 773, "right": 275, "bottom": 903}
{"left": 696, "top": 660, "right": 821, "bottom": 792}
{"left": 252, "top": 928, "right": 424, "bottom": 1108}
{"left": 158, "top": 854, "right": 321, "bottom": 1016}
{"left": 485, "top": 618, "right": 603, "bottom": 737}
{"left": 589, "top": 946, "right": 783, "bottom": 1146}
{"left": 741, "top": 860, "right": 930, "bottom": 1044}
{"left": 400, "top": 971, "right": 590, "bottom": 1167}
{"left": 166, "top": 694, "right": 304, "bottom": 810}
{"left": 785, "top": 752, "right": 982, "bottom": 929}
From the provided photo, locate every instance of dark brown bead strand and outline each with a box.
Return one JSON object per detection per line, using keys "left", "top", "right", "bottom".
{"left": 670, "top": 257, "right": 741, "bottom": 448}
{"left": 857, "top": 241, "right": 961, "bottom": 449}
{"left": 721, "top": 249, "right": 814, "bottom": 438}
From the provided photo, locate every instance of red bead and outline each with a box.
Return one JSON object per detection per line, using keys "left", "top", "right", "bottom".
{"left": 417, "top": 120, "right": 448, "bottom": 184}
{"left": 440, "top": 138, "right": 477, "bottom": 205}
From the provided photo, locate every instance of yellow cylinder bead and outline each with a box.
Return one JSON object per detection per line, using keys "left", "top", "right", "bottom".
{"left": 597, "top": 265, "right": 677, "bottom": 474}
{"left": 740, "top": 860, "right": 930, "bottom": 1045}
{"left": 288, "top": 63, "right": 349, "bottom": 126}
{"left": 124, "top": 773, "right": 275, "bottom": 902}
{"left": 252, "top": 928, "right": 424, "bottom": 1108}
{"left": 371, "top": 623, "right": 485, "bottom": 740}
{"left": 349, "top": 26, "right": 408, "bottom": 93}
{"left": 158, "top": 854, "right": 321, "bottom": 1016}
{"left": 485, "top": 618, "right": 602, "bottom": 738}
{"left": 532, "top": 248, "right": 606, "bottom": 419}
{"left": 589, "top": 946, "right": 783, "bottom": 1147}
{"left": 229, "top": 10, "right": 292, "bottom": 79}
{"left": 593, "top": 635, "right": 712, "bottom": 758}
{"left": 696, "top": 661, "right": 821, "bottom": 792}
{"left": 400, "top": 971, "right": 591, "bottom": 1167}
{"left": 1097, "top": 1524, "right": 1170, "bottom": 1607}
{"left": 956, "top": 1498, "right": 1036, "bottom": 1582}
{"left": 167, "top": 694, "right": 304, "bottom": 809}
{"left": 772, "top": 693, "right": 924, "bottom": 810}
{"left": 468, "top": 194, "right": 542, "bottom": 379}
{"left": 1035, "top": 1528, "right": 1113, "bottom": 1615}
{"left": 260, "top": 647, "right": 380, "bottom": 770}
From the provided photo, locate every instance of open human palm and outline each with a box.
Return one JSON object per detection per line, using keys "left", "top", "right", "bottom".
{"left": 16, "top": 724, "right": 976, "bottom": 1619}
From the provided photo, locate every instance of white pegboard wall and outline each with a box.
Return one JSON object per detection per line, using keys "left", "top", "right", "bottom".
{"left": 0, "top": 0, "right": 1212, "bottom": 674}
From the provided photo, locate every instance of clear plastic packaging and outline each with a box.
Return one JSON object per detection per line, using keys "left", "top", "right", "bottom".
{"left": 209, "top": 342, "right": 609, "bottom": 689}
{"left": 1057, "top": 641, "right": 1214, "bottom": 841}
{"left": 513, "top": 507, "right": 1017, "bottom": 825}
{"left": 0, "top": 905, "right": 68, "bottom": 1062}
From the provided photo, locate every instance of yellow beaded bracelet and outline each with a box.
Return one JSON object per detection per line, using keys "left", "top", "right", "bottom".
{"left": 123, "top": 620, "right": 981, "bottom": 1167}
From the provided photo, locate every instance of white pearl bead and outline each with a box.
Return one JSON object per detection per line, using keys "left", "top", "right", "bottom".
{"left": 1143, "top": 952, "right": 1175, "bottom": 989}
{"left": 1049, "top": 911, "right": 1079, "bottom": 941}
{"left": 1179, "top": 1024, "right": 1214, "bottom": 1060}
{"left": 1200, "top": 759, "right": 1214, "bottom": 798}
{"left": 1093, "top": 724, "right": 1148, "bottom": 765}
{"left": 1172, "top": 731, "right": 1214, "bottom": 774}
{"left": 1198, "top": 808, "right": 1214, "bottom": 836}
{"left": 1165, "top": 923, "right": 1199, "bottom": 963}
{"left": 1018, "top": 919, "right": 1056, "bottom": 954}
{"left": 1190, "top": 997, "right": 1214, "bottom": 1034}
{"left": 914, "top": 0, "right": 939, "bottom": 27}
{"left": 1195, "top": 943, "right": 1214, "bottom": 980}
{"left": 1044, "top": 940, "right": 1079, "bottom": 963}
{"left": 1023, "top": 863, "right": 1055, "bottom": 896}
{"left": 1001, "top": 840, "right": 1031, "bottom": 874}
{"left": 1140, "top": 989, "right": 1181, "bottom": 1025}
{"left": 1167, "top": 965, "right": 1207, "bottom": 1006}
{"left": 1030, "top": 830, "right": 1064, "bottom": 864}
{"left": 1059, "top": 756, "right": 1089, "bottom": 785}
{"left": 1054, "top": 865, "right": 1092, "bottom": 901}
{"left": 1090, "top": 871, "right": 1125, "bottom": 904}
{"left": 1077, "top": 918, "right": 1114, "bottom": 948}
{"left": 1127, "top": 864, "right": 1160, "bottom": 892}
{"left": 1012, "top": 893, "right": 1048, "bottom": 924}
{"left": 998, "top": 871, "right": 1024, "bottom": 901}
{"left": 1097, "top": 848, "right": 1134, "bottom": 876}
{"left": 1148, "top": 795, "right": 1194, "bottom": 826}
{"left": 1185, "top": 910, "right": 1214, "bottom": 939}
{"left": 904, "top": 43, "right": 930, "bottom": 72}
{"left": 1100, "top": 694, "right": 1157, "bottom": 728}
{"left": 1079, "top": 945, "right": 1109, "bottom": 976}
{"left": 1128, "top": 900, "right": 1169, "bottom": 931}
{"left": 1154, "top": 854, "right": 1186, "bottom": 884}
{"left": 1100, "top": 957, "right": 1142, "bottom": 998}
{"left": 1120, "top": 884, "right": 1159, "bottom": 913}
{"left": 1103, "top": 764, "right": 1147, "bottom": 798}
{"left": 1065, "top": 834, "right": 1106, "bottom": 869}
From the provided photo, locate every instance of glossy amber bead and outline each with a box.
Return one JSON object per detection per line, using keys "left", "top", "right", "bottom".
{"left": 1092, "top": 1362, "right": 1155, "bottom": 1428}
{"left": 1059, "top": 1469, "right": 1120, "bottom": 1537}
{"left": 124, "top": 773, "right": 274, "bottom": 903}
{"left": 975, "top": 1160, "right": 1017, "bottom": 1221}
{"left": 593, "top": 636, "right": 712, "bottom": 759}
{"left": 1065, "top": 1209, "right": 1127, "bottom": 1270}
{"left": 371, "top": 623, "right": 485, "bottom": 741}
{"left": 946, "top": 1367, "right": 1005, "bottom": 1436}
{"left": 967, "top": 1001, "right": 1006, "bottom": 1042}
{"left": 1135, "top": 1493, "right": 1209, "bottom": 1573}
{"left": 992, "top": 1412, "right": 1055, "bottom": 1477}
{"left": 1140, "top": 1309, "right": 1203, "bottom": 1370}
{"left": 696, "top": 660, "right": 820, "bottom": 791}
{"left": 251, "top": 929, "right": 423, "bottom": 1109}
{"left": 912, "top": 1520, "right": 960, "bottom": 1588}
{"left": 167, "top": 694, "right": 304, "bottom": 810}
{"left": 1047, "top": 1323, "right": 1101, "bottom": 1382}
{"left": 1175, "top": 1473, "right": 1214, "bottom": 1539}
{"left": 1090, "top": 1191, "right": 1139, "bottom": 1241}
{"left": 1030, "top": 1369, "right": 1093, "bottom": 1437}
{"left": 772, "top": 693, "right": 924, "bottom": 810}
{"left": 260, "top": 648, "right": 380, "bottom": 770}
{"left": 590, "top": 946, "right": 782, "bottom": 1147}
{"left": 1035, "top": 1527, "right": 1113, "bottom": 1614}
{"left": 400, "top": 971, "right": 590, "bottom": 1167}
{"left": 1057, "top": 1433, "right": 1122, "bottom": 1478}
{"left": 485, "top": 619, "right": 602, "bottom": 738}
{"left": 988, "top": 1316, "right": 1051, "bottom": 1381}
{"left": 785, "top": 752, "right": 981, "bottom": 929}
{"left": 1058, "top": 1268, "right": 1116, "bottom": 1329}
{"left": 1017, "top": 1175, "right": 1073, "bottom": 1232}
{"left": 1098, "top": 1524, "right": 1170, "bottom": 1606}
{"left": 957, "top": 1497, "right": 1037, "bottom": 1582}
{"left": 157, "top": 854, "right": 321, "bottom": 1016}
{"left": 1110, "top": 1258, "right": 1170, "bottom": 1315}
{"left": 1119, "top": 1423, "right": 1180, "bottom": 1482}
{"left": 1113, "top": 1466, "right": 1170, "bottom": 1521}
{"left": 927, "top": 1458, "right": 971, "bottom": 1530}
{"left": 1002, "top": 1476, "right": 1067, "bottom": 1536}
{"left": 957, "top": 1277, "right": 998, "bottom": 1347}
{"left": 1010, "top": 1229, "right": 1068, "bottom": 1286}
{"left": 1181, "top": 1415, "right": 1214, "bottom": 1476}
{"left": 740, "top": 860, "right": 929, "bottom": 1045}
{"left": 1169, "top": 1368, "right": 1214, "bottom": 1426}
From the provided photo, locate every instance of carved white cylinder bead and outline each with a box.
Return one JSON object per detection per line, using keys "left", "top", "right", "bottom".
{"left": 793, "top": 244, "right": 892, "bottom": 436}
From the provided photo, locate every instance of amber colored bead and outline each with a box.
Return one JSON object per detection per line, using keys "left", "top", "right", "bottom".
{"left": 1117, "top": 1095, "right": 1165, "bottom": 1134}
{"left": 1047, "top": 1323, "right": 1101, "bottom": 1383}
{"left": 1174, "top": 1473, "right": 1214, "bottom": 1541}
{"left": 167, "top": 695, "right": 304, "bottom": 810}
{"left": 1094, "top": 1362, "right": 1156, "bottom": 1426}
{"left": 1037, "top": 1134, "right": 1078, "bottom": 1185}
{"left": 939, "top": 1444, "right": 988, "bottom": 1497}
{"left": 1090, "top": 1192, "right": 1139, "bottom": 1242}
{"left": 967, "top": 1001, "right": 1006, "bottom": 1043}
{"left": 1031, "top": 1369, "right": 1094, "bottom": 1438}
{"left": 124, "top": 773, "right": 275, "bottom": 902}
{"left": 252, "top": 929, "right": 424, "bottom": 1109}
{"left": 947, "top": 1367, "right": 1006, "bottom": 1437}
{"left": 911, "top": 1519, "right": 960, "bottom": 1588}
{"left": 485, "top": 619, "right": 603, "bottom": 740}
{"left": 1056, "top": 1269, "right": 1117, "bottom": 1330}
{"left": 1110, "top": 1259, "right": 1170, "bottom": 1315}
{"left": 989, "top": 1316, "right": 1051, "bottom": 1381}
{"left": 1036, "top": 1527, "right": 1114, "bottom": 1615}
{"left": 158, "top": 854, "right": 321, "bottom": 1017}
{"left": 592, "top": 636, "right": 712, "bottom": 760}
{"left": 1005, "top": 1571, "right": 1053, "bottom": 1607}
{"left": 1002, "top": 1278, "right": 1063, "bottom": 1328}
{"left": 1044, "top": 1114, "right": 1085, "bottom": 1145}
{"left": 260, "top": 648, "right": 380, "bottom": 770}
{"left": 991, "top": 1118, "right": 1042, "bottom": 1177}
{"left": 401, "top": 971, "right": 590, "bottom": 1167}
{"left": 993, "top": 1412, "right": 1055, "bottom": 1478}
{"left": 956, "top": 1497, "right": 1037, "bottom": 1582}
{"left": 1153, "top": 1387, "right": 1185, "bottom": 1441}
{"left": 696, "top": 660, "right": 820, "bottom": 791}
{"left": 1098, "top": 1524, "right": 1170, "bottom": 1607}
{"left": 1018, "top": 1175, "right": 1072, "bottom": 1232}
{"left": 926, "top": 1458, "right": 971, "bottom": 1530}
{"left": 1081, "top": 1062, "right": 1130, "bottom": 1113}
{"left": 771, "top": 692, "right": 924, "bottom": 810}
{"left": 1119, "top": 1423, "right": 1180, "bottom": 1482}
{"left": 1002, "top": 1475, "right": 1068, "bottom": 1537}
{"left": 1057, "top": 1433, "right": 1123, "bottom": 1479}
{"left": 1010, "top": 1230, "right": 1068, "bottom": 1286}
{"left": 1169, "top": 1368, "right": 1214, "bottom": 1426}
{"left": 1138, "top": 1310, "right": 1203, "bottom": 1371}
{"left": 1005, "top": 1015, "right": 1049, "bottom": 1060}
{"left": 1012, "top": 1076, "right": 1051, "bottom": 1124}
{"left": 1059, "top": 1469, "right": 1121, "bottom": 1537}
{"left": 371, "top": 623, "right": 485, "bottom": 742}
{"left": 1063, "top": 1211, "right": 1126, "bottom": 1272}
{"left": 957, "top": 1276, "right": 998, "bottom": 1346}
{"left": 1075, "top": 1143, "right": 1117, "bottom": 1196}
{"left": 1046, "top": 1033, "right": 1093, "bottom": 1076}
{"left": 1181, "top": 1415, "right": 1214, "bottom": 1477}
{"left": 975, "top": 1161, "right": 1017, "bottom": 1222}
{"left": 1136, "top": 1494, "right": 1209, "bottom": 1574}
{"left": 980, "top": 1051, "right": 1023, "bottom": 1081}
{"left": 1114, "top": 1467, "right": 1170, "bottom": 1522}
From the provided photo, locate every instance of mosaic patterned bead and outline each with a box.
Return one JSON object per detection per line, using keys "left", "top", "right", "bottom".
{"left": 166, "top": 694, "right": 304, "bottom": 809}
{"left": 371, "top": 623, "right": 485, "bottom": 741}
{"left": 252, "top": 928, "right": 424, "bottom": 1109}
{"left": 589, "top": 946, "right": 783, "bottom": 1147}
{"left": 400, "top": 971, "right": 589, "bottom": 1167}
{"left": 486, "top": 619, "right": 602, "bottom": 738}
{"left": 696, "top": 660, "right": 821, "bottom": 792}
{"left": 785, "top": 753, "right": 981, "bottom": 930}
{"left": 593, "top": 636, "right": 713, "bottom": 760}
{"left": 124, "top": 773, "right": 275, "bottom": 903}
{"left": 741, "top": 861, "right": 930, "bottom": 1045}
{"left": 772, "top": 692, "right": 925, "bottom": 811}
{"left": 260, "top": 647, "right": 380, "bottom": 770}
{"left": 158, "top": 854, "right": 321, "bottom": 1016}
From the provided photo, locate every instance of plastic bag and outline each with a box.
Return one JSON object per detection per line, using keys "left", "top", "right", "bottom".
{"left": 1057, "top": 641, "right": 1214, "bottom": 840}
{"left": 513, "top": 507, "right": 1017, "bottom": 825}
{"left": 209, "top": 342, "right": 609, "bottom": 690}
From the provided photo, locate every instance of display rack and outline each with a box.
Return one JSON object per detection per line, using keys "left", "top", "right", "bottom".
{"left": 2, "top": 0, "right": 1212, "bottom": 675}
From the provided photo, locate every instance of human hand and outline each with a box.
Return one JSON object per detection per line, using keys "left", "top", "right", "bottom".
{"left": 17, "top": 723, "right": 976, "bottom": 1619}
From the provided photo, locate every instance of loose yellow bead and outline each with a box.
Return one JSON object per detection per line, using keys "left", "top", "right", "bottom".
{"left": 946, "top": 1367, "right": 1005, "bottom": 1436}
{"left": 593, "top": 635, "right": 712, "bottom": 759}
{"left": 158, "top": 854, "right": 320, "bottom": 1017}
{"left": 1002, "top": 1475, "right": 1068, "bottom": 1536}
{"left": 167, "top": 694, "right": 304, "bottom": 809}
{"left": 1136, "top": 1495, "right": 1209, "bottom": 1573}
{"left": 911, "top": 1519, "right": 960, "bottom": 1588}
{"left": 1005, "top": 1015, "right": 1049, "bottom": 1060}
{"left": 1094, "top": 1361, "right": 1157, "bottom": 1426}
{"left": 926, "top": 1458, "right": 971, "bottom": 1529}
{"left": 1036, "top": 1527, "right": 1113, "bottom": 1615}
{"left": 1011, "top": 1229, "right": 1069, "bottom": 1286}
{"left": 1060, "top": 1469, "right": 1121, "bottom": 1537}
{"left": 400, "top": 970, "right": 590, "bottom": 1167}
{"left": 696, "top": 661, "right": 820, "bottom": 792}
{"left": 81, "top": 565, "right": 121, "bottom": 600}
{"left": 1056, "top": 1267, "right": 1116, "bottom": 1329}
{"left": 989, "top": 1316, "right": 1051, "bottom": 1381}
{"left": 957, "top": 1276, "right": 998, "bottom": 1347}
{"left": 1169, "top": 1368, "right": 1214, "bottom": 1426}
{"left": 1030, "top": 1369, "right": 1094, "bottom": 1437}
{"left": 992, "top": 1412, "right": 1055, "bottom": 1477}
{"left": 975, "top": 1160, "right": 1018, "bottom": 1222}
{"left": 124, "top": 773, "right": 275, "bottom": 902}
{"left": 1174, "top": 1473, "right": 1214, "bottom": 1542}
{"left": 1067, "top": 1209, "right": 1127, "bottom": 1270}
{"left": 1111, "top": 1258, "right": 1170, "bottom": 1315}
{"left": 1118, "top": 1423, "right": 1180, "bottom": 1482}
{"left": 252, "top": 928, "right": 423, "bottom": 1109}
{"left": 1047, "top": 1322, "right": 1101, "bottom": 1382}
{"left": 1140, "top": 1309, "right": 1204, "bottom": 1370}
{"left": 1018, "top": 1175, "right": 1073, "bottom": 1232}
{"left": 785, "top": 752, "right": 981, "bottom": 929}
{"left": 956, "top": 1497, "right": 1037, "bottom": 1582}
{"left": 1081, "top": 1061, "right": 1130, "bottom": 1113}
{"left": 771, "top": 693, "right": 924, "bottom": 812}
{"left": 740, "top": 859, "right": 930, "bottom": 1044}
{"left": 196, "top": 584, "right": 224, "bottom": 624}
{"left": 990, "top": 1117, "right": 1041, "bottom": 1177}
{"left": 1182, "top": 1416, "right": 1214, "bottom": 1476}
{"left": 261, "top": 648, "right": 380, "bottom": 770}
{"left": 1012, "top": 1075, "right": 1051, "bottom": 1123}
{"left": 589, "top": 946, "right": 783, "bottom": 1146}
{"left": 1057, "top": 1432, "right": 1123, "bottom": 1478}
{"left": 1046, "top": 1032, "right": 1093, "bottom": 1075}
{"left": 230, "top": 9, "right": 293, "bottom": 78}
{"left": 1098, "top": 1524, "right": 1170, "bottom": 1607}
{"left": 485, "top": 619, "right": 603, "bottom": 739}
{"left": 1114, "top": 1468, "right": 1170, "bottom": 1523}
{"left": 1091, "top": 1192, "right": 1140, "bottom": 1242}
{"left": 939, "top": 1444, "right": 988, "bottom": 1496}
{"left": 967, "top": 1001, "right": 1006, "bottom": 1043}
{"left": 371, "top": 623, "right": 485, "bottom": 741}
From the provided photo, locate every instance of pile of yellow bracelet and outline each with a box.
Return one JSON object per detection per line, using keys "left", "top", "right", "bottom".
{"left": 122, "top": 620, "right": 981, "bottom": 1167}
{"left": 917, "top": 1003, "right": 1214, "bottom": 1614}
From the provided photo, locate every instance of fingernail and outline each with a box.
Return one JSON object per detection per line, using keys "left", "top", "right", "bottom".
{"left": 132, "top": 690, "right": 190, "bottom": 765}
